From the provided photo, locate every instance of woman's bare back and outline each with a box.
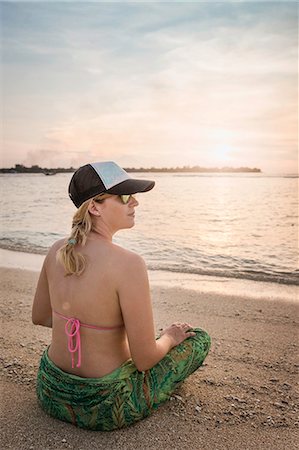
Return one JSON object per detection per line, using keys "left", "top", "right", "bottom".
{"left": 47, "top": 236, "right": 133, "bottom": 377}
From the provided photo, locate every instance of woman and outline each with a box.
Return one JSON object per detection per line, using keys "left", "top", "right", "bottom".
{"left": 32, "top": 161, "right": 211, "bottom": 431}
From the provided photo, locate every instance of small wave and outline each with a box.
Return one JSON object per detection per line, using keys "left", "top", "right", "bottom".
{"left": 1, "top": 242, "right": 298, "bottom": 286}
{"left": 147, "top": 264, "right": 299, "bottom": 286}
{"left": 0, "top": 241, "right": 48, "bottom": 255}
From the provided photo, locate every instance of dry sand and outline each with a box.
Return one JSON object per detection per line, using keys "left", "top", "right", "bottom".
{"left": 1, "top": 267, "right": 298, "bottom": 450}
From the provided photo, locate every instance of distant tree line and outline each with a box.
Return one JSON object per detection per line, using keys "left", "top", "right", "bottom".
{"left": 0, "top": 164, "right": 75, "bottom": 174}
{"left": 0, "top": 163, "right": 261, "bottom": 174}
{"left": 125, "top": 166, "right": 261, "bottom": 173}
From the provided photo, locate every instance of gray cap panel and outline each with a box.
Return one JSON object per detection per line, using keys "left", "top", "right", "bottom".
{"left": 90, "top": 161, "right": 130, "bottom": 189}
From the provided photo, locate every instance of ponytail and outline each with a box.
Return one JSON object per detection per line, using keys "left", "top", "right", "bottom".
{"left": 56, "top": 194, "right": 105, "bottom": 276}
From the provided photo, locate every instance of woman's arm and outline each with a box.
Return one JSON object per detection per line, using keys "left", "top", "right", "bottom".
{"left": 117, "top": 252, "right": 194, "bottom": 371}
{"left": 32, "top": 257, "right": 52, "bottom": 328}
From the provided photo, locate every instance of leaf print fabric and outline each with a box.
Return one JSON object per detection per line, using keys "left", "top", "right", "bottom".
{"left": 36, "top": 328, "right": 211, "bottom": 431}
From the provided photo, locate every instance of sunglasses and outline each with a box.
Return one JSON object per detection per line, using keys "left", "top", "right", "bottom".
{"left": 119, "top": 194, "right": 135, "bottom": 204}
{"left": 94, "top": 194, "right": 135, "bottom": 205}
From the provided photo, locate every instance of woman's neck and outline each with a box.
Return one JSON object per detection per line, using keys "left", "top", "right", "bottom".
{"left": 90, "top": 226, "right": 114, "bottom": 242}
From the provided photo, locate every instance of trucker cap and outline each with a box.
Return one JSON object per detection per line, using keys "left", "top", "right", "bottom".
{"left": 68, "top": 161, "right": 155, "bottom": 208}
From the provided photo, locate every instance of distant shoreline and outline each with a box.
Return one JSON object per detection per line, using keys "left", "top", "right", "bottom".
{"left": 0, "top": 164, "right": 261, "bottom": 174}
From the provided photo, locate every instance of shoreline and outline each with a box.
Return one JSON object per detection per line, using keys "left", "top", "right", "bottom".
{"left": 0, "top": 248, "right": 298, "bottom": 303}
{"left": 1, "top": 266, "right": 298, "bottom": 449}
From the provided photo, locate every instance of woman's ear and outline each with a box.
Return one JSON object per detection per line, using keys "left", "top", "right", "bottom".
{"left": 88, "top": 200, "right": 101, "bottom": 217}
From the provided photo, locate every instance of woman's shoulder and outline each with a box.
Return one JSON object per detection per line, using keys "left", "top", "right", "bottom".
{"left": 110, "top": 243, "right": 146, "bottom": 270}
{"left": 39, "top": 238, "right": 67, "bottom": 272}
{"left": 49, "top": 238, "right": 67, "bottom": 253}
{"left": 44, "top": 238, "right": 67, "bottom": 262}
{"left": 109, "top": 244, "right": 148, "bottom": 286}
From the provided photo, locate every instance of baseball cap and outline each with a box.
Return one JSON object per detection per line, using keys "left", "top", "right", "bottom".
{"left": 69, "top": 161, "right": 155, "bottom": 208}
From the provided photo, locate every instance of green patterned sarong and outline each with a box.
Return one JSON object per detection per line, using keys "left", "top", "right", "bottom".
{"left": 36, "top": 328, "right": 211, "bottom": 431}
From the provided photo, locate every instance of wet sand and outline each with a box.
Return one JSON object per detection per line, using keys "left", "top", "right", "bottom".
{"left": 1, "top": 267, "right": 298, "bottom": 449}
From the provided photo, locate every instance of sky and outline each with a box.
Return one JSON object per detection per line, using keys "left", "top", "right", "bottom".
{"left": 1, "top": 1, "right": 298, "bottom": 174}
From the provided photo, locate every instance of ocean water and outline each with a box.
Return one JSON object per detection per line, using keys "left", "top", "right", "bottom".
{"left": 0, "top": 172, "right": 298, "bottom": 285}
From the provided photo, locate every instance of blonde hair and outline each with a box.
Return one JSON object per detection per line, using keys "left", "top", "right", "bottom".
{"left": 56, "top": 194, "right": 106, "bottom": 276}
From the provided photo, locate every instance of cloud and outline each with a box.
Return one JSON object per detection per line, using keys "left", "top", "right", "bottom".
{"left": 1, "top": 1, "right": 297, "bottom": 173}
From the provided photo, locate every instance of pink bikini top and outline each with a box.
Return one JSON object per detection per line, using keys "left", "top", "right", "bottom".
{"left": 53, "top": 310, "right": 124, "bottom": 369}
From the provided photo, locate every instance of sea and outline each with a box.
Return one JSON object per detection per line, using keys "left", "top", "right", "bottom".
{"left": 0, "top": 172, "right": 298, "bottom": 286}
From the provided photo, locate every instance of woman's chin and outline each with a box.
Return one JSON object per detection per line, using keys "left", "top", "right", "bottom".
{"left": 121, "top": 219, "right": 135, "bottom": 230}
{"left": 128, "top": 218, "right": 135, "bottom": 228}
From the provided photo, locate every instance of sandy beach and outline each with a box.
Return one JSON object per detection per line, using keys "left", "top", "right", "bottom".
{"left": 1, "top": 266, "right": 298, "bottom": 450}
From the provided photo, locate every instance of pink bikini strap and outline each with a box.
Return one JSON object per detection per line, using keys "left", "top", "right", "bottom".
{"left": 53, "top": 310, "right": 123, "bottom": 330}
{"left": 65, "top": 318, "right": 81, "bottom": 369}
{"left": 53, "top": 310, "right": 123, "bottom": 368}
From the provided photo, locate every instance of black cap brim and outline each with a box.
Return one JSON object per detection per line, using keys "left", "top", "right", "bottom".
{"left": 106, "top": 178, "right": 155, "bottom": 195}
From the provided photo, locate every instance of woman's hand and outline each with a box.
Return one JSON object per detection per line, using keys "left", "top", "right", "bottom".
{"left": 159, "top": 322, "right": 196, "bottom": 348}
